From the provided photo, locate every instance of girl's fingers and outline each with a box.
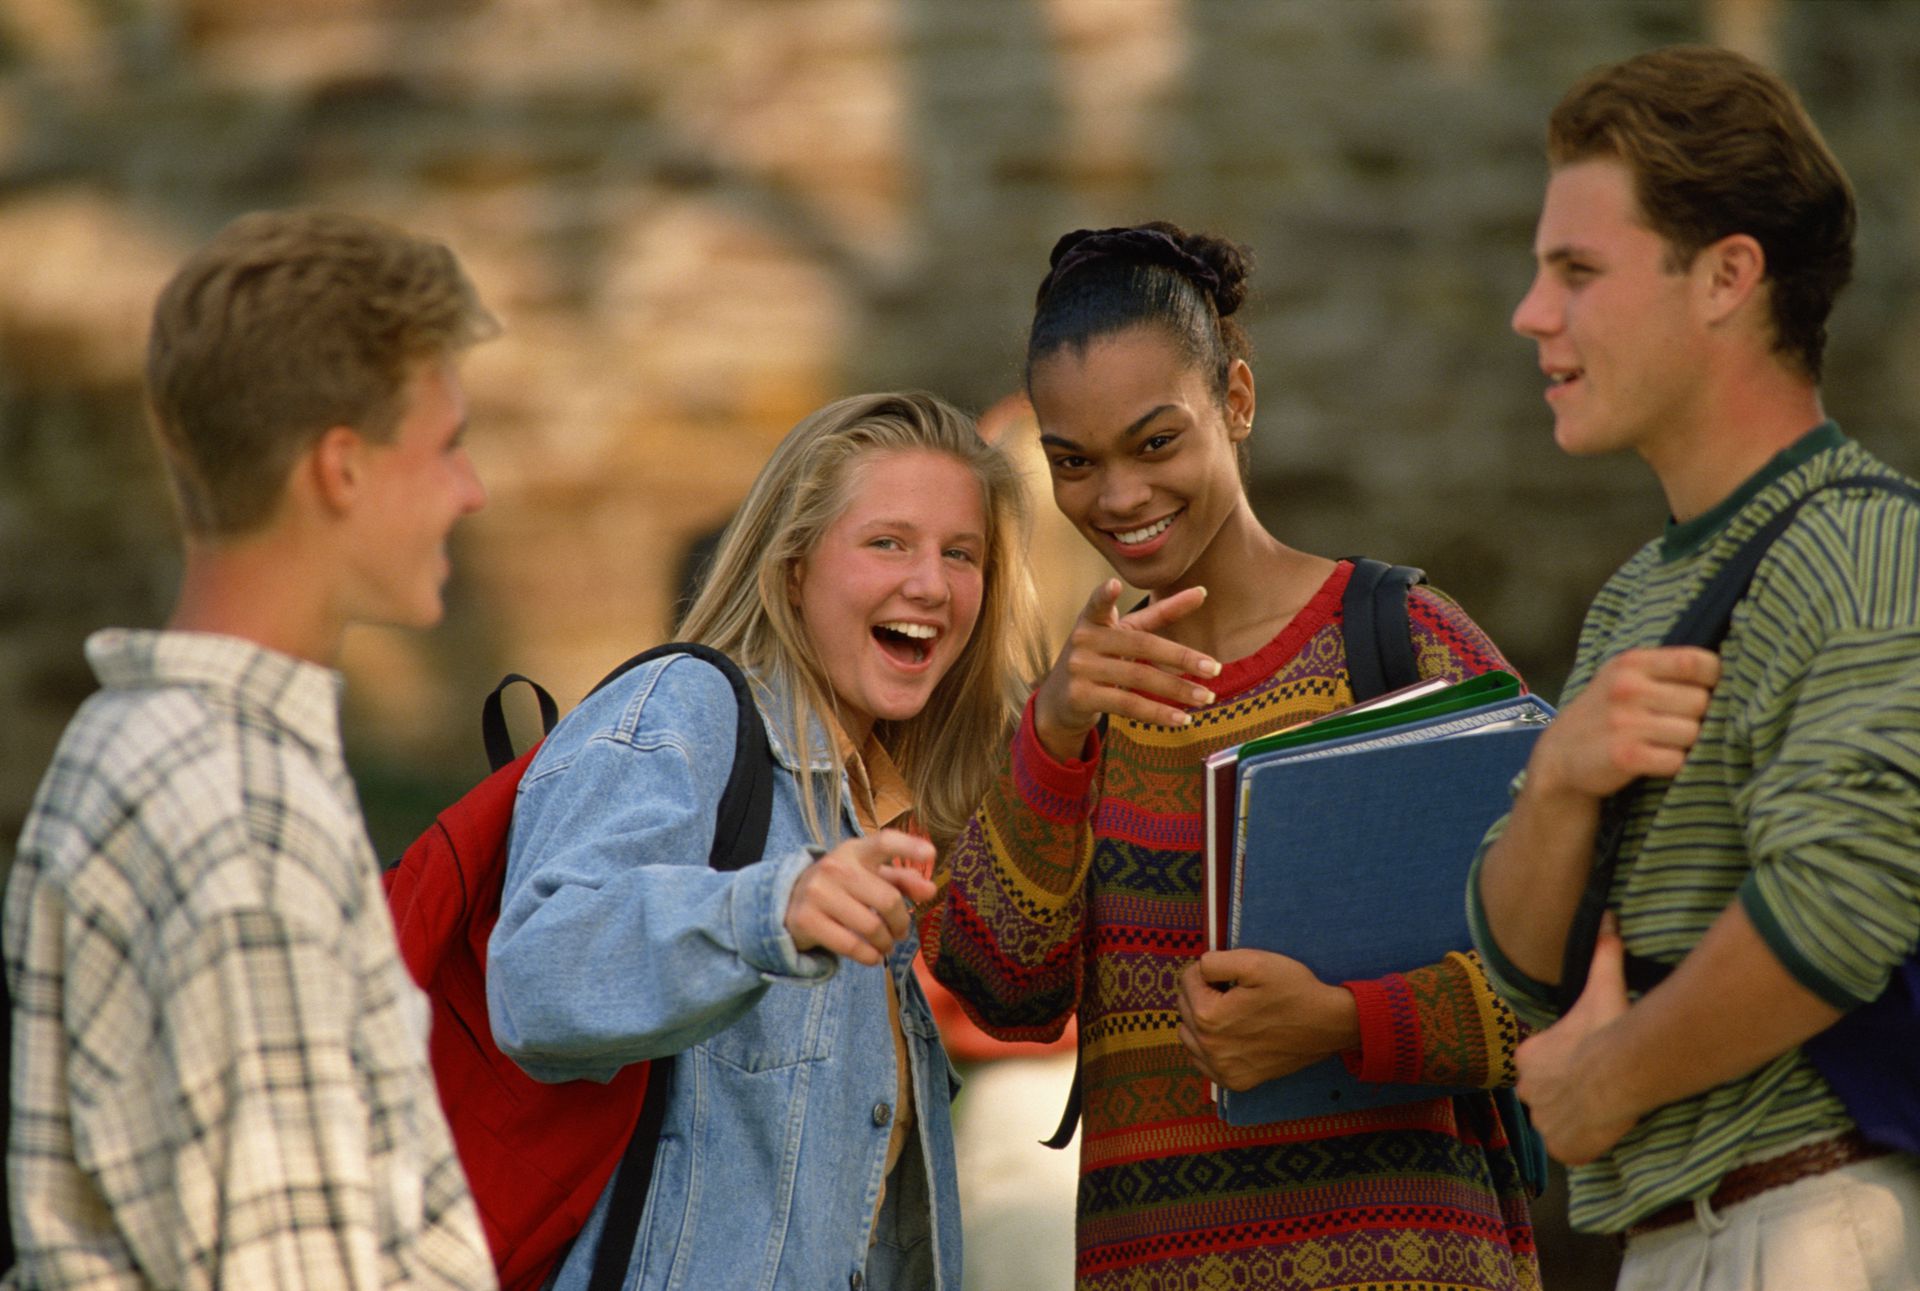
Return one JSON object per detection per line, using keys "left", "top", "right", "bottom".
{"left": 878, "top": 865, "right": 938, "bottom": 904}
{"left": 829, "top": 868, "right": 912, "bottom": 943}
{"left": 1081, "top": 621, "right": 1219, "bottom": 680}
{"left": 838, "top": 829, "right": 935, "bottom": 873}
{"left": 1076, "top": 578, "right": 1126, "bottom": 629}
{"left": 794, "top": 907, "right": 884, "bottom": 965}
{"left": 1071, "top": 658, "right": 1214, "bottom": 717}
{"left": 1082, "top": 684, "right": 1201, "bottom": 729}
{"left": 790, "top": 856, "right": 922, "bottom": 960}
{"left": 1119, "top": 584, "right": 1207, "bottom": 634}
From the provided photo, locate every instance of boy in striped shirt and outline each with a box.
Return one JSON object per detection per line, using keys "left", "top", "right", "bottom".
{"left": 1470, "top": 45, "right": 1920, "bottom": 1287}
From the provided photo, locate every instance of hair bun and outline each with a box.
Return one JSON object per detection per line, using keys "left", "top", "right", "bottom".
{"left": 1043, "top": 222, "right": 1251, "bottom": 317}
{"left": 1173, "top": 228, "right": 1252, "bottom": 317}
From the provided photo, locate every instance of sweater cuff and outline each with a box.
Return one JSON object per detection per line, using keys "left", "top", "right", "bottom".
{"left": 1013, "top": 694, "right": 1101, "bottom": 807}
{"left": 1340, "top": 976, "right": 1410, "bottom": 1084}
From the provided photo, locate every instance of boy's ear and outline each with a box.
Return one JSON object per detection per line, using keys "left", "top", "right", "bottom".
{"left": 307, "top": 425, "right": 365, "bottom": 516}
{"left": 1698, "top": 232, "right": 1767, "bottom": 326}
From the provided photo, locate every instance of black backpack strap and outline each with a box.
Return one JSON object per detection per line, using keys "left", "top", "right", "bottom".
{"left": 480, "top": 674, "right": 559, "bottom": 773}
{"left": 1555, "top": 475, "right": 1920, "bottom": 1011}
{"left": 1041, "top": 1046, "right": 1083, "bottom": 1150}
{"left": 582, "top": 643, "right": 775, "bottom": 1291}
{"left": 1341, "top": 558, "right": 1426, "bottom": 702}
{"left": 1554, "top": 796, "right": 1647, "bottom": 1012}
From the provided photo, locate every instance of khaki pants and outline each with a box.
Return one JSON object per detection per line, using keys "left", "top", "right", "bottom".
{"left": 1618, "top": 1153, "right": 1920, "bottom": 1291}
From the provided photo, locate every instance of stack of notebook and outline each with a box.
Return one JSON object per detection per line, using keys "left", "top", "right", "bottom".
{"left": 1201, "top": 671, "right": 1554, "bottom": 1126}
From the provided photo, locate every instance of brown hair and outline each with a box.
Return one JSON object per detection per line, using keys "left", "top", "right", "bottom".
{"left": 677, "top": 390, "right": 1047, "bottom": 848}
{"left": 1547, "top": 44, "right": 1854, "bottom": 380}
{"left": 146, "top": 209, "right": 499, "bottom": 536}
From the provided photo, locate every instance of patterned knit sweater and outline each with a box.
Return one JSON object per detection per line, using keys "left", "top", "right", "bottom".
{"left": 923, "top": 562, "right": 1539, "bottom": 1291}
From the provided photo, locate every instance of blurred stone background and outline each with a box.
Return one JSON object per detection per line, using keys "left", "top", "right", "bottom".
{"left": 6, "top": 0, "right": 1920, "bottom": 1283}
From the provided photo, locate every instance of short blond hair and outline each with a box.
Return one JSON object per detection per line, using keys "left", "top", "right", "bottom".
{"left": 146, "top": 210, "right": 499, "bottom": 536}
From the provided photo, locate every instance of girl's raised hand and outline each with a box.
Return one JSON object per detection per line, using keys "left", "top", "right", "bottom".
{"left": 1031, "top": 579, "right": 1222, "bottom": 762}
{"left": 784, "top": 829, "right": 938, "bottom": 967}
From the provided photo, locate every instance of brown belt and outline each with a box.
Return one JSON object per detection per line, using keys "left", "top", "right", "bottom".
{"left": 1622, "top": 1131, "right": 1889, "bottom": 1242}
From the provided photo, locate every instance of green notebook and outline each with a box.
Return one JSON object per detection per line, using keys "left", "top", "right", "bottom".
{"left": 1233, "top": 670, "right": 1522, "bottom": 761}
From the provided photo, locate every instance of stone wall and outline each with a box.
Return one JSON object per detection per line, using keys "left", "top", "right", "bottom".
{"left": 8, "top": 0, "right": 1920, "bottom": 843}
{"left": 7, "top": 0, "right": 1920, "bottom": 838}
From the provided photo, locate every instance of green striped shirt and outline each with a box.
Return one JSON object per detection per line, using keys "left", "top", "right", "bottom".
{"left": 1469, "top": 424, "right": 1920, "bottom": 1233}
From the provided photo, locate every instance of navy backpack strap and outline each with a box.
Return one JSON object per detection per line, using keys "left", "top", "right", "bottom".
{"left": 1342, "top": 558, "right": 1426, "bottom": 702}
{"left": 583, "top": 643, "right": 775, "bottom": 1291}
{"left": 1557, "top": 474, "right": 1920, "bottom": 1011}
{"left": 1340, "top": 558, "right": 1554, "bottom": 1187}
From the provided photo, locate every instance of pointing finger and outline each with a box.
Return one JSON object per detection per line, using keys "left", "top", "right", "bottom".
{"left": 1117, "top": 588, "right": 1220, "bottom": 677}
{"left": 1080, "top": 578, "right": 1125, "bottom": 629}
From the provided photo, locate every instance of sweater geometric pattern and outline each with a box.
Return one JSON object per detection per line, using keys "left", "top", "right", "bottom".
{"left": 926, "top": 564, "right": 1540, "bottom": 1290}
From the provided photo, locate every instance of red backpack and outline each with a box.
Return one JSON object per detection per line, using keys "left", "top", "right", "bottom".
{"left": 384, "top": 645, "right": 773, "bottom": 1291}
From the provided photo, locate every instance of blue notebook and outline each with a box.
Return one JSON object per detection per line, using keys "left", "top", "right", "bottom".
{"left": 1216, "top": 693, "right": 1554, "bottom": 1127}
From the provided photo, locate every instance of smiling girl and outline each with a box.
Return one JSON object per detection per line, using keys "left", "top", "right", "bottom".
{"left": 921, "top": 225, "right": 1541, "bottom": 1290}
{"left": 487, "top": 391, "right": 1045, "bottom": 1291}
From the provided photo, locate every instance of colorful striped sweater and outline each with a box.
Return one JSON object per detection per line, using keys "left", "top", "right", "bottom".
{"left": 924, "top": 562, "right": 1540, "bottom": 1291}
{"left": 1470, "top": 425, "right": 1920, "bottom": 1232}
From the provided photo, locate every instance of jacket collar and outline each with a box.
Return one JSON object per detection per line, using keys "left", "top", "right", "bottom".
{"left": 751, "top": 666, "right": 841, "bottom": 774}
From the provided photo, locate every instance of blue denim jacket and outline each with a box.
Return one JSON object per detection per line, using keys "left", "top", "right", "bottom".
{"left": 488, "top": 653, "right": 962, "bottom": 1291}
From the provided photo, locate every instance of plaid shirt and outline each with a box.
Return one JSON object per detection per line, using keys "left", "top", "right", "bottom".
{"left": 5, "top": 630, "right": 494, "bottom": 1290}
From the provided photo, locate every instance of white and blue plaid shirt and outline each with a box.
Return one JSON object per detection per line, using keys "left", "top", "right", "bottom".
{"left": 5, "top": 630, "right": 494, "bottom": 1290}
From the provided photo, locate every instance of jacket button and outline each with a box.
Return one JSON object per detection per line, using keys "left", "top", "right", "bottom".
{"left": 851, "top": 1272, "right": 864, "bottom": 1290}
{"left": 872, "top": 1102, "right": 892, "bottom": 1127}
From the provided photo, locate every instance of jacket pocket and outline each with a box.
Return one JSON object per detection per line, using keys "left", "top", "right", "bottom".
{"left": 702, "top": 973, "right": 838, "bottom": 1072}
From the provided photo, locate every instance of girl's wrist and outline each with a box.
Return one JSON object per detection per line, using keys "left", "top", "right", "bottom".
{"left": 1033, "top": 711, "right": 1093, "bottom": 764}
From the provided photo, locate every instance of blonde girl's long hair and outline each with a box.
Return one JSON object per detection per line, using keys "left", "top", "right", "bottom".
{"left": 676, "top": 390, "right": 1047, "bottom": 847}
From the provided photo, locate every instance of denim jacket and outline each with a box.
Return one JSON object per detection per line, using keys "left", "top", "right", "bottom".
{"left": 488, "top": 653, "right": 962, "bottom": 1291}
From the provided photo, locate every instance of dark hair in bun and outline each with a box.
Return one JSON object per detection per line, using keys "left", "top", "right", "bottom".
{"left": 1025, "top": 221, "right": 1253, "bottom": 400}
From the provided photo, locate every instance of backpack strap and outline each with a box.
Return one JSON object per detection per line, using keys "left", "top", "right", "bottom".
{"left": 1556, "top": 475, "right": 1920, "bottom": 1011}
{"left": 577, "top": 643, "right": 775, "bottom": 1291}
{"left": 1342, "top": 558, "right": 1426, "bottom": 702}
{"left": 481, "top": 675, "right": 560, "bottom": 773}
{"left": 1341, "top": 560, "right": 1550, "bottom": 1191}
{"left": 1041, "top": 1050, "right": 1083, "bottom": 1150}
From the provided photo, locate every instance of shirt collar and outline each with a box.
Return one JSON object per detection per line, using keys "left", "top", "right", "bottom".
{"left": 1661, "top": 421, "right": 1846, "bottom": 561}
{"left": 85, "top": 629, "right": 346, "bottom": 759}
{"left": 831, "top": 721, "right": 913, "bottom": 833}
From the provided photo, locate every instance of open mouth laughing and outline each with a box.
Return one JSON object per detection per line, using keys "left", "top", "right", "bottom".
{"left": 872, "top": 620, "right": 940, "bottom": 666}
